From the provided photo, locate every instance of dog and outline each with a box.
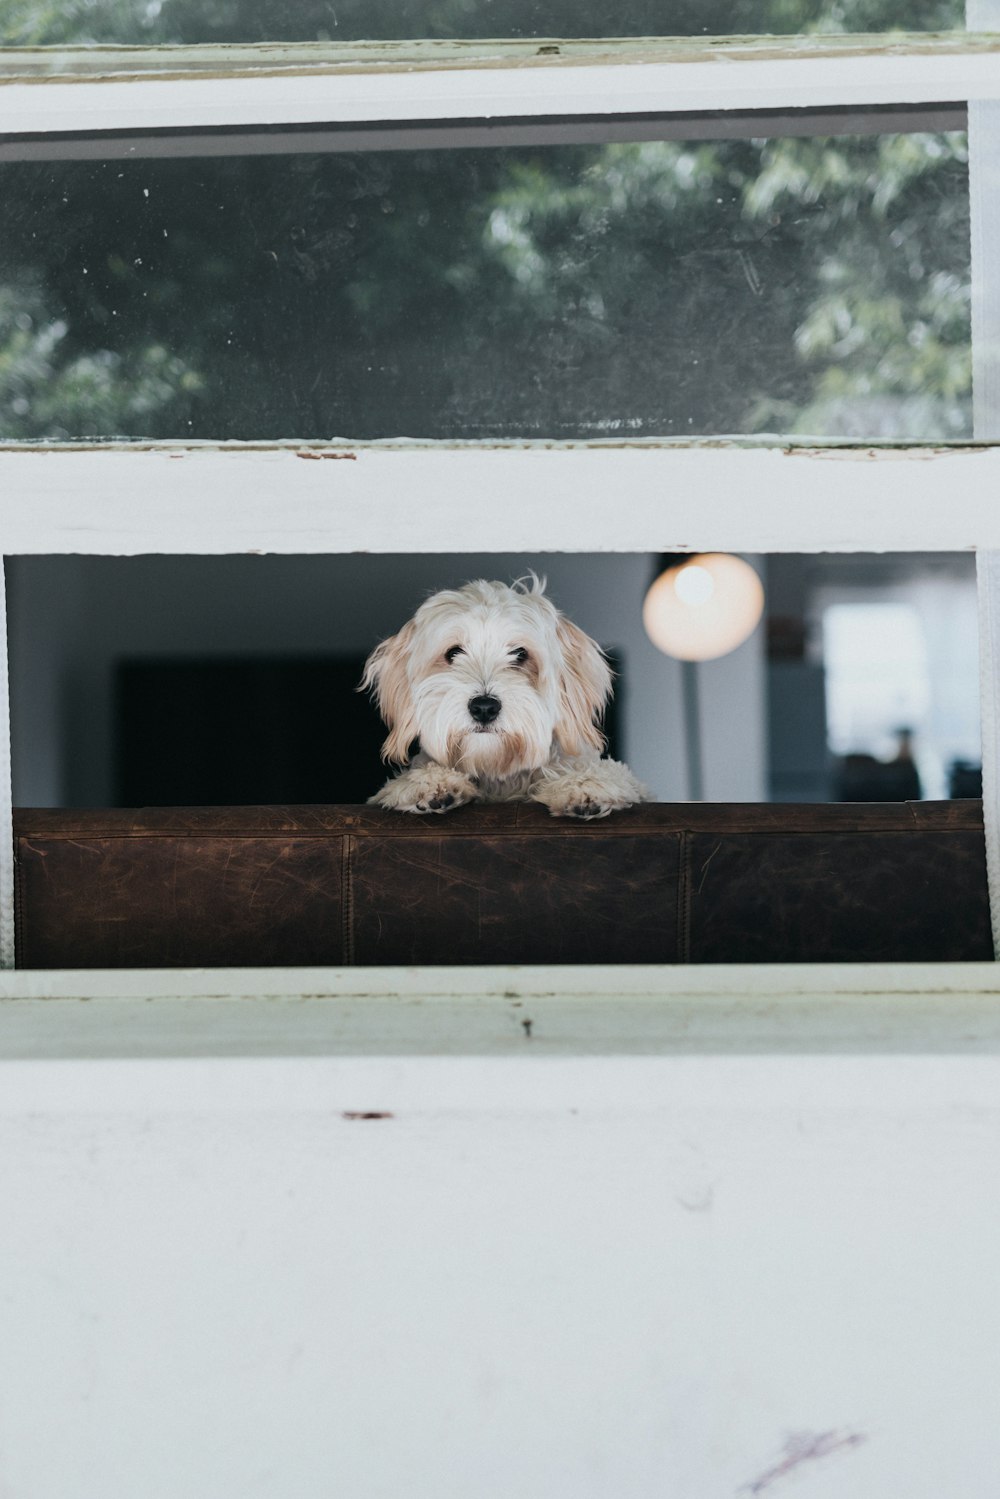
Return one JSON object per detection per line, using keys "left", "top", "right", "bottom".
{"left": 360, "top": 576, "right": 649, "bottom": 818}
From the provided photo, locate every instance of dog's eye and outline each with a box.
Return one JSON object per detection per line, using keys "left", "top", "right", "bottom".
{"left": 444, "top": 645, "right": 465, "bottom": 664}
{"left": 511, "top": 647, "right": 530, "bottom": 665}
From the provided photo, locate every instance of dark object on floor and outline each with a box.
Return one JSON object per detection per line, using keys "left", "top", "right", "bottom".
{"left": 949, "top": 760, "right": 983, "bottom": 799}
{"left": 14, "top": 801, "right": 990, "bottom": 968}
{"left": 833, "top": 728, "right": 922, "bottom": 803}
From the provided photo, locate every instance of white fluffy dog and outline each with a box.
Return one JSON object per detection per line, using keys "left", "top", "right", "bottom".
{"left": 361, "top": 576, "right": 649, "bottom": 818}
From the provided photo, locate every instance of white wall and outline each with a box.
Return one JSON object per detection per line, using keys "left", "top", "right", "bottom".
{"left": 1, "top": 969, "right": 999, "bottom": 1499}
{"left": 6, "top": 553, "right": 767, "bottom": 807}
{"left": 696, "top": 618, "right": 768, "bottom": 803}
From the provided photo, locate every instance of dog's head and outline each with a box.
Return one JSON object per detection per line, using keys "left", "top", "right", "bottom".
{"left": 360, "top": 576, "right": 612, "bottom": 776}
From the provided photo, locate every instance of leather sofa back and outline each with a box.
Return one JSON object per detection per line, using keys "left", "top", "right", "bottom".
{"left": 14, "top": 801, "right": 991, "bottom": 968}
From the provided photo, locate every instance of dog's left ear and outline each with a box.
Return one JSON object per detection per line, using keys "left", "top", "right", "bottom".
{"left": 553, "top": 616, "right": 612, "bottom": 756}
{"left": 359, "top": 621, "right": 419, "bottom": 764}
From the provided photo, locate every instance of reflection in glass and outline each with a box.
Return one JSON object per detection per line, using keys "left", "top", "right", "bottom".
{"left": 0, "top": 128, "right": 970, "bottom": 442}
{"left": 0, "top": 0, "right": 970, "bottom": 46}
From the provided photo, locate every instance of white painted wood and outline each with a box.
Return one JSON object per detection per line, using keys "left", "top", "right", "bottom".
{"left": 3, "top": 958, "right": 998, "bottom": 1000}
{"left": 3, "top": 971, "right": 1000, "bottom": 1059}
{"left": 967, "top": 1, "right": 1000, "bottom": 955}
{"left": 1, "top": 37, "right": 999, "bottom": 136}
{"left": 2, "top": 963, "right": 1000, "bottom": 1058}
{"left": 2, "top": 1039, "right": 999, "bottom": 1497}
{"left": 0, "top": 442, "right": 995, "bottom": 555}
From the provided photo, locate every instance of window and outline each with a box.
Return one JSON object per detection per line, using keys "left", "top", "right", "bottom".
{"left": 2, "top": 10, "right": 1000, "bottom": 974}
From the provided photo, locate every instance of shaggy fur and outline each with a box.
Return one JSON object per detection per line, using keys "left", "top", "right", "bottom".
{"left": 361, "top": 577, "right": 649, "bottom": 819}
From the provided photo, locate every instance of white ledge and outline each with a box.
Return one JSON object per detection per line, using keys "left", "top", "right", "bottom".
{"left": 0, "top": 441, "right": 995, "bottom": 553}
{"left": 1, "top": 35, "right": 998, "bottom": 134}
{"left": 2, "top": 962, "right": 999, "bottom": 1061}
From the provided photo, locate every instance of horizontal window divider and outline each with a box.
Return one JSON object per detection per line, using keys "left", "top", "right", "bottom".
{"left": 0, "top": 441, "right": 995, "bottom": 554}
{"left": 1, "top": 35, "right": 998, "bottom": 135}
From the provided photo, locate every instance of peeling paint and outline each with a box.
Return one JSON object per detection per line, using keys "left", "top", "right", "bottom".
{"left": 296, "top": 451, "right": 358, "bottom": 461}
{"left": 1, "top": 32, "right": 999, "bottom": 85}
{"left": 785, "top": 445, "right": 985, "bottom": 461}
{"left": 1, "top": 437, "right": 997, "bottom": 458}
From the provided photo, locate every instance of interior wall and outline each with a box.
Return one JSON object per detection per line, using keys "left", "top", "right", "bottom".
{"left": 3, "top": 1031, "right": 997, "bottom": 1499}
{"left": 6, "top": 553, "right": 767, "bottom": 808}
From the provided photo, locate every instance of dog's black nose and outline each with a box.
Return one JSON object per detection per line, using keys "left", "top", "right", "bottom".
{"left": 468, "top": 694, "right": 501, "bottom": 725}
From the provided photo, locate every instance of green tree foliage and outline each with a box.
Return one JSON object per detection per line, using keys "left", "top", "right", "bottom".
{"left": 0, "top": 125, "right": 971, "bottom": 441}
{"left": 0, "top": 275, "right": 202, "bottom": 439}
{"left": 743, "top": 132, "right": 970, "bottom": 433}
{"left": 0, "top": 0, "right": 965, "bottom": 45}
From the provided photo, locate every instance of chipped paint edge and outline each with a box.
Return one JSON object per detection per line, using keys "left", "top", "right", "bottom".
{"left": 2, "top": 32, "right": 1000, "bottom": 83}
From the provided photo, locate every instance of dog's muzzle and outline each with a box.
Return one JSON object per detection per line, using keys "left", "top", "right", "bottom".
{"left": 468, "top": 694, "right": 501, "bottom": 726}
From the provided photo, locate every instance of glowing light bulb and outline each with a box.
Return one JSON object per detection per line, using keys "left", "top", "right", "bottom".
{"left": 643, "top": 554, "right": 764, "bottom": 662}
{"left": 672, "top": 563, "right": 715, "bottom": 607}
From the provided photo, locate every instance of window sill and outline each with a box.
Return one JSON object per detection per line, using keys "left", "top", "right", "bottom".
{"left": 1, "top": 960, "right": 999, "bottom": 1061}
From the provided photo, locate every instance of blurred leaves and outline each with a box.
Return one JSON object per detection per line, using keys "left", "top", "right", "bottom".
{"left": 468, "top": 131, "right": 971, "bottom": 438}
{"left": 0, "top": 126, "right": 972, "bottom": 440}
{"left": 0, "top": 276, "right": 203, "bottom": 438}
{"left": 0, "top": 0, "right": 966, "bottom": 45}
{"left": 743, "top": 133, "right": 971, "bottom": 433}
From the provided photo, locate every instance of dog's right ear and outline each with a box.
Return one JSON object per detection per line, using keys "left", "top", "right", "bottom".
{"left": 553, "top": 615, "right": 612, "bottom": 757}
{"left": 358, "top": 622, "right": 419, "bottom": 764}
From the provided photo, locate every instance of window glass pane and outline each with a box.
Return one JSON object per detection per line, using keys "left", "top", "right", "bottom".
{"left": 0, "top": 0, "right": 972, "bottom": 46}
{"left": 0, "top": 125, "right": 970, "bottom": 442}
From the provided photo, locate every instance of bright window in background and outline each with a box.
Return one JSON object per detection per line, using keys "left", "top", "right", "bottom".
{"left": 822, "top": 590, "right": 980, "bottom": 799}
{"left": 823, "top": 602, "right": 931, "bottom": 753}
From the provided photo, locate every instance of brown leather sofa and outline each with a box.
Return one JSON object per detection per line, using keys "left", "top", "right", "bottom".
{"left": 14, "top": 801, "right": 991, "bottom": 968}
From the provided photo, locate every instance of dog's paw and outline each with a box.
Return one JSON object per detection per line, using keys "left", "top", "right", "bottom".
{"left": 369, "top": 766, "right": 479, "bottom": 815}
{"left": 530, "top": 758, "right": 649, "bottom": 820}
{"left": 546, "top": 791, "right": 622, "bottom": 820}
{"left": 561, "top": 797, "right": 616, "bottom": 821}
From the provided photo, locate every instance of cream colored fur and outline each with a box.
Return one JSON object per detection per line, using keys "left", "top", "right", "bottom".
{"left": 360, "top": 577, "right": 649, "bottom": 819}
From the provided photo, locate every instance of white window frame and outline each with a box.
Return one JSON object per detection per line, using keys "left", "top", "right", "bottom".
{"left": 0, "top": 30, "right": 998, "bottom": 994}
{"left": 2, "top": 33, "right": 1000, "bottom": 130}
